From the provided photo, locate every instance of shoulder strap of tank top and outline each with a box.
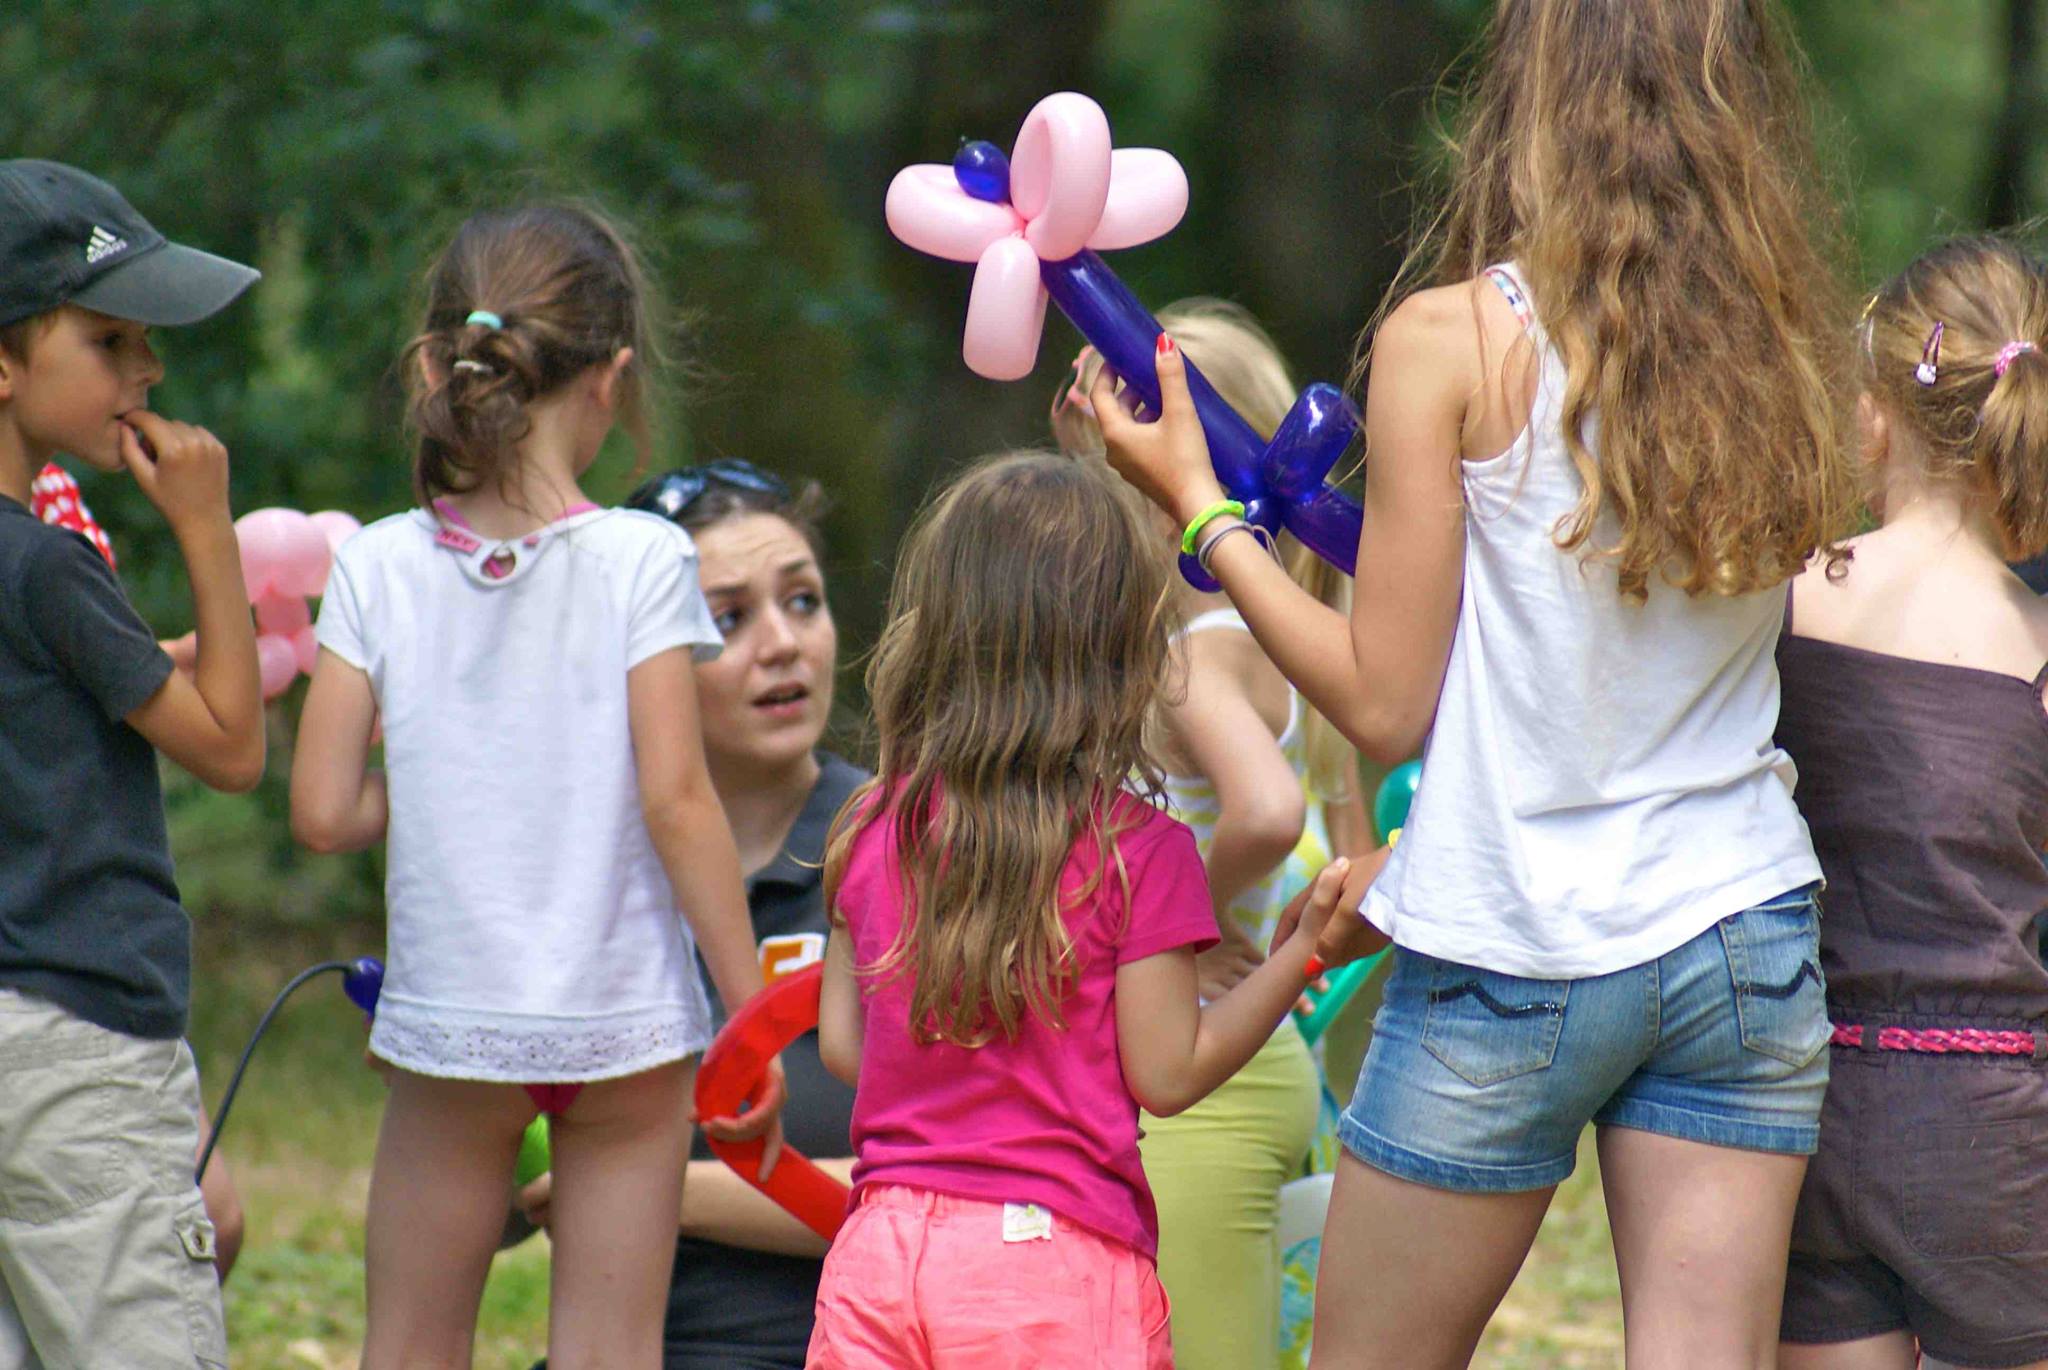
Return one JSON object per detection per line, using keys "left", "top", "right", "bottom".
{"left": 1179, "top": 608, "right": 1250, "bottom": 639}
{"left": 1483, "top": 263, "right": 1536, "bottom": 331}
{"left": 1277, "top": 688, "right": 1303, "bottom": 749}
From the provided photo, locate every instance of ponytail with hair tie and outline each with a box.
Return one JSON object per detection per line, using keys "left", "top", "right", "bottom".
{"left": 1863, "top": 236, "right": 2048, "bottom": 558}
{"left": 400, "top": 202, "right": 669, "bottom": 506}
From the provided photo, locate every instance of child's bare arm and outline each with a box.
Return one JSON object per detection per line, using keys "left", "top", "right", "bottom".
{"left": 1093, "top": 302, "right": 1476, "bottom": 767}
{"left": 629, "top": 647, "right": 762, "bottom": 1012}
{"left": 1163, "top": 630, "right": 1305, "bottom": 917}
{"left": 629, "top": 647, "right": 785, "bottom": 1160}
{"left": 117, "top": 412, "right": 263, "bottom": 791}
{"left": 1115, "top": 858, "right": 1353, "bottom": 1117}
{"left": 818, "top": 925, "right": 863, "bottom": 1087}
{"left": 289, "top": 649, "right": 385, "bottom": 852}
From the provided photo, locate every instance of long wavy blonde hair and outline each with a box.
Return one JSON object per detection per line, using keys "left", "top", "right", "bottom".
{"left": 1380, "top": 0, "right": 1859, "bottom": 599}
{"left": 822, "top": 453, "right": 1178, "bottom": 1046}
{"left": 1863, "top": 236, "right": 2048, "bottom": 559}
{"left": 1056, "top": 298, "right": 1358, "bottom": 802}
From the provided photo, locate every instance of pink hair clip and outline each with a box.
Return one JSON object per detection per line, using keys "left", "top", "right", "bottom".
{"left": 1995, "top": 339, "right": 2038, "bottom": 377}
{"left": 1916, "top": 321, "right": 1945, "bottom": 386}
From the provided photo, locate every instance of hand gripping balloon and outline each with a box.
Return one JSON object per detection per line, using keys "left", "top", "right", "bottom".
{"left": 885, "top": 91, "right": 1365, "bottom": 590}
{"left": 694, "top": 964, "right": 849, "bottom": 1241}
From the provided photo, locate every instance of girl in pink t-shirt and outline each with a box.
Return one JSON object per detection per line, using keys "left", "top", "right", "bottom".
{"left": 808, "top": 452, "right": 1371, "bottom": 1370}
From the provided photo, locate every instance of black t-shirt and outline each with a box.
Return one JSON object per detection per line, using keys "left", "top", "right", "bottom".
{"left": 0, "top": 494, "right": 182, "bottom": 1038}
{"left": 664, "top": 752, "right": 864, "bottom": 1369}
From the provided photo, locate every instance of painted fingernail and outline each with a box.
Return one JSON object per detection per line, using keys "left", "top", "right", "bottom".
{"left": 1156, "top": 333, "right": 1175, "bottom": 356}
{"left": 1304, "top": 956, "right": 1327, "bottom": 979}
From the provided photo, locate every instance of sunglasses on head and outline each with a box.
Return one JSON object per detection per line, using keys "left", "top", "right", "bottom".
{"left": 627, "top": 459, "right": 790, "bottom": 522}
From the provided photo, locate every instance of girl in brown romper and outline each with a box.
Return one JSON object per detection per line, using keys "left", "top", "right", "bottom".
{"left": 1777, "top": 236, "right": 2048, "bottom": 1370}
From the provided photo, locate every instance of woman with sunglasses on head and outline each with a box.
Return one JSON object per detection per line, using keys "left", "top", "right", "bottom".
{"left": 524, "top": 458, "right": 863, "bottom": 1370}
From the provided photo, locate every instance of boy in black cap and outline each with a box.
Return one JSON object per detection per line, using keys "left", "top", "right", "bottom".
{"left": 0, "top": 160, "right": 263, "bottom": 1368}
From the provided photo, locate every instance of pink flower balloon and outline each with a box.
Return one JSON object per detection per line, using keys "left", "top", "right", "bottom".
{"left": 236, "top": 508, "right": 332, "bottom": 601}
{"left": 254, "top": 591, "right": 312, "bottom": 637}
{"left": 255, "top": 634, "right": 300, "bottom": 701}
{"left": 309, "top": 510, "right": 363, "bottom": 563}
{"left": 885, "top": 92, "right": 1188, "bottom": 381}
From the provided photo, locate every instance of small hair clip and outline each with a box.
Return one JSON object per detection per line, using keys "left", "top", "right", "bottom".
{"left": 451, "top": 359, "right": 494, "bottom": 375}
{"left": 465, "top": 310, "right": 504, "bottom": 331}
{"left": 1995, "top": 339, "right": 2038, "bottom": 377}
{"left": 1915, "top": 320, "right": 1945, "bottom": 386}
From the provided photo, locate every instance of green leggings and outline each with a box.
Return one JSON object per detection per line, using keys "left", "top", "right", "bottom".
{"left": 1139, "top": 1023, "right": 1322, "bottom": 1370}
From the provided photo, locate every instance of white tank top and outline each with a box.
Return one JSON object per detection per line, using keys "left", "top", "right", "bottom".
{"left": 1161, "top": 610, "right": 1334, "bottom": 951}
{"left": 1359, "top": 263, "right": 1820, "bottom": 978}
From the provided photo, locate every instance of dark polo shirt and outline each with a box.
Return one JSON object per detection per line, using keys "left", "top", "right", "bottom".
{"left": 664, "top": 752, "right": 865, "bottom": 1369}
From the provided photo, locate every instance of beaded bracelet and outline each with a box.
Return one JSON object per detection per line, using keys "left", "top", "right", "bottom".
{"left": 1180, "top": 499, "right": 1246, "bottom": 556}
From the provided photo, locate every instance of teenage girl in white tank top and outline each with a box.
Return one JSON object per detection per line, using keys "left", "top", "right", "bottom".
{"left": 1091, "top": 6, "right": 1859, "bottom": 1363}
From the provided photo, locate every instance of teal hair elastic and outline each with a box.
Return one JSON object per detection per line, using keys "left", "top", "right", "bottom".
{"left": 465, "top": 310, "right": 504, "bottom": 331}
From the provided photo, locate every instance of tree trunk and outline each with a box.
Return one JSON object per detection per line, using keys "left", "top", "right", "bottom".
{"left": 1985, "top": 0, "right": 2042, "bottom": 227}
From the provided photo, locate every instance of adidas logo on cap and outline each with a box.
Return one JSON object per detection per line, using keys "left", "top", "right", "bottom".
{"left": 85, "top": 225, "right": 128, "bottom": 265}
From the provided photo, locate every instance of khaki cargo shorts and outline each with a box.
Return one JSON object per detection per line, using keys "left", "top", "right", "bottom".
{"left": 0, "top": 989, "right": 225, "bottom": 1369}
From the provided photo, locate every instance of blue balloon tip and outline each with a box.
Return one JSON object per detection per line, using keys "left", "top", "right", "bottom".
{"left": 343, "top": 956, "right": 385, "bottom": 1018}
{"left": 953, "top": 140, "right": 1011, "bottom": 205}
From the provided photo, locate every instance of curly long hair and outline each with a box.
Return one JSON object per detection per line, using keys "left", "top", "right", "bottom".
{"left": 822, "top": 452, "right": 1178, "bottom": 1046}
{"left": 1377, "top": 0, "right": 1859, "bottom": 599}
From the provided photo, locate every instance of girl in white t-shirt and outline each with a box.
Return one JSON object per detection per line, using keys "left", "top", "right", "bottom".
{"left": 290, "top": 204, "right": 780, "bottom": 1368}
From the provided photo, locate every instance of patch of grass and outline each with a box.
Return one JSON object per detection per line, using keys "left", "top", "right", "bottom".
{"left": 194, "top": 921, "right": 1632, "bottom": 1367}
{"left": 1481, "top": 1136, "right": 1625, "bottom": 1367}
{"left": 191, "top": 917, "right": 551, "bottom": 1368}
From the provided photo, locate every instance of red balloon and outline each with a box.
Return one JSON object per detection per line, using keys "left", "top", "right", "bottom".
{"left": 694, "top": 964, "right": 850, "bottom": 1242}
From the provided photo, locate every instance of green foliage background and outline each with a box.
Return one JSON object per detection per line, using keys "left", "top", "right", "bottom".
{"left": 0, "top": 0, "right": 2033, "bottom": 918}
{"left": 4, "top": 0, "right": 2031, "bottom": 925}
{"left": 3, "top": 2, "right": 2038, "bottom": 1362}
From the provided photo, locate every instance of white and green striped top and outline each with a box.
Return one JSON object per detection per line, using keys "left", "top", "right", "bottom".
{"left": 1162, "top": 609, "right": 1334, "bottom": 951}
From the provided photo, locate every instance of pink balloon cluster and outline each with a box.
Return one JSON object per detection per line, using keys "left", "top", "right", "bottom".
{"left": 235, "top": 508, "right": 361, "bottom": 699}
{"left": 884, "top": 91, "right": 1189, "bottom": 380}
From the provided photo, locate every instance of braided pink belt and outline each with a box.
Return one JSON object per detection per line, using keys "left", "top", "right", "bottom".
{"left": 1830, "top": 1023, "right": 2043, "bottom": 1057}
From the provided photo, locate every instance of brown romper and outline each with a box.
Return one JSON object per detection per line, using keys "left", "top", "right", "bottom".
{"left": 1775, "top": 626, "right": 2048, "bottom": 1367}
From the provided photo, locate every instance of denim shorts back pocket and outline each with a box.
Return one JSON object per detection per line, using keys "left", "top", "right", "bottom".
{"left": 1717, "top": 893, "right": 1828, "bottom": 1069}
{"left": 1421, "top": 958, "right": 1571, "bottom": 1087}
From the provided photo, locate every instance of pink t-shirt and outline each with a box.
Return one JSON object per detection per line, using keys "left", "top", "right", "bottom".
{"left": 837, "top": 794, "right": 1218, "bottom": 1257}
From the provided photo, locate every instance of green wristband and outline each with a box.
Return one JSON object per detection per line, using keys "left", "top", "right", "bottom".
{"left": 1180, "top": 499, "right": 1246, "bottom": 556}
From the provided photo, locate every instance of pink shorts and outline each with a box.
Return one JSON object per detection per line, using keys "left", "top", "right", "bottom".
{"left": 807, "top": 1184, "right": 1171, "bottom": 1369}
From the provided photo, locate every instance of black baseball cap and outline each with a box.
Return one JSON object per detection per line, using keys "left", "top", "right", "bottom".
{"left": 0, "top": 160, "right": 258, "bottom": 329}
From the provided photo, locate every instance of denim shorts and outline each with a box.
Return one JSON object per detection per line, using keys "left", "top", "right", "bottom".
{"left": 1340, "top": 887, "right": 1829, "bottom": 1193}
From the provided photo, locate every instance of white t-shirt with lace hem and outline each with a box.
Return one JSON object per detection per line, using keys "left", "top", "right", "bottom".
{"left": 317, "top": 506, "right": 725, "bottom": 1082}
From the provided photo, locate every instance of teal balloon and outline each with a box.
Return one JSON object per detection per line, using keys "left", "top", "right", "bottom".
{"left": 1373, "top": 761, "right": 1421, "bottom": 840}
{"left": 513, "top": 1117, "right": 551, "bottom": 1186}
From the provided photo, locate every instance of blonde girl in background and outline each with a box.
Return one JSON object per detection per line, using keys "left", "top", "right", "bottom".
{"left": 291, "top": 204, "right": 781, "bottom": 1368}
{"left": 1055, "top": 299, "right": 1371, "bottom": 1370}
